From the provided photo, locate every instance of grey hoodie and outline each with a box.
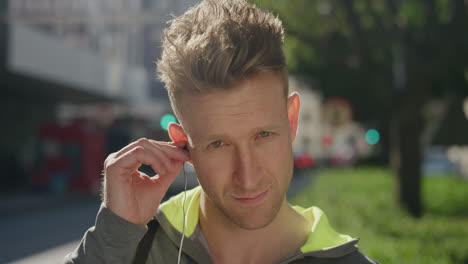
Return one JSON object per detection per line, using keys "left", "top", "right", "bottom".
{"left": 64, "top": 187, "right": 379, "bottom": 264}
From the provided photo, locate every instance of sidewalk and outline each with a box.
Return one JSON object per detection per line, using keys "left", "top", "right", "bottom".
{"left": 0, "top": 192, "right": 99, "bottom": 217}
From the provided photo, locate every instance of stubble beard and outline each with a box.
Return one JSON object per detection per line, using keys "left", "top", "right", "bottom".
{"left": 209, "top": 186, "right": 286, "bottom": 230}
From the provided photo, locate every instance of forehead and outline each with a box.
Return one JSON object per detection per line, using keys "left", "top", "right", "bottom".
{"left": 177, "top": 72, "right": 288, "bottom": 142}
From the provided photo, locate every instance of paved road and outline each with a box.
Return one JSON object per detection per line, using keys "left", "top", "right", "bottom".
{"left": 0, "top": 199, "right": 100, "bottom": 264}
{"left": 0, "top": 166, "right": 199, "bottom": 264}
{"left": 7, "top": 240, "right": 81, "bottom": 264}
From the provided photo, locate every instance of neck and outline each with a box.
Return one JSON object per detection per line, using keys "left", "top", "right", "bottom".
{"left": 199, "top": 192, "right": 311, "bottom": 264}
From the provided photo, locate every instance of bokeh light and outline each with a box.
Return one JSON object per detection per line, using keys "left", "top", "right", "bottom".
{"left": 160, "top": 113, "right": 177, "bottom": 131}
{"left": 365, "top": 129, "right": 380, "bottom": 145}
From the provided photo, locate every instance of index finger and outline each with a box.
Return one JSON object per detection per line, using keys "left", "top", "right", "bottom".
{"left": 149, "top": 140, "right": 190, "bottom": 161}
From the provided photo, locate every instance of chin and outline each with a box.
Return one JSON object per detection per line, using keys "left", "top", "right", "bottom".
{"left": 224, "top": 201, "right": 282, "bottom": 230}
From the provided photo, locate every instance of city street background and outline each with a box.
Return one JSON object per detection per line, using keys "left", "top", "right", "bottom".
{"left": 0, "top": 197, "right": 99, "bottom": 264}
{"left": 1, "top": 0, "right": 468, "bottom": 263}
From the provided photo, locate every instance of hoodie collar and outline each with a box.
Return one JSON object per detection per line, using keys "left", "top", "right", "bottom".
{"left": 292, "top": 205, "right": 353, "bottom": 252}
{"left": 158, "top": 186, "right": 355, "bottom": 257}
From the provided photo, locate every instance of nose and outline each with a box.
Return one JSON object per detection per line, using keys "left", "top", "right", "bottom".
{"left": 233, "top": 144, "right": 263, "bottom": 190}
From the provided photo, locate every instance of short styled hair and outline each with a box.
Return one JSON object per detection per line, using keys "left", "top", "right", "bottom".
{"left": 157, "top": 0, "right": 288, "bottom": 116}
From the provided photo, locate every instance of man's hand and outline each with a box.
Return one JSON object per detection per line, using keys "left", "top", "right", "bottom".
{"left": 102, "top": 138, "right": 190, "bottom": 226}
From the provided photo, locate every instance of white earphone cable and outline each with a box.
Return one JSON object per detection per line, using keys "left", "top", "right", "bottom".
{"left": 177, "top": 162, "right": 188, "bottom": 264}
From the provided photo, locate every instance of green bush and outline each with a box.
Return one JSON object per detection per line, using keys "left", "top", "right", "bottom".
{"left": 292, "top": 167, "right": 468, "bottom": 264}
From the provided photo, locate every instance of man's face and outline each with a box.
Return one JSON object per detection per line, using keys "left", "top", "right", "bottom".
{"left": 177, "top": 72, "right": 299, "bottom": 230}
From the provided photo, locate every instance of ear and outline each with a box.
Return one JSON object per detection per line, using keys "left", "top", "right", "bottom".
{"left": 287, "top": 92, "right": 300, "bottom": 142}
{"left": 168, "top": 122, "right": 193, "bottom": 164}
{"left": 168, "top": 122, "right": 187, "bottom": 143}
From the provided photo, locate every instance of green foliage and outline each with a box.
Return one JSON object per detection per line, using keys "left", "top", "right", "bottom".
{"left": 400, "top": 0, "right": 426, "bottom": 28}
{"left": 283, "top": 35, "right": 320, "bottom": 73}
{"left": 423, "top": 175, "right": 468, "bottom": 216}
{"left": 251, "top": 0, "right": 468, "bottom": 122}
{"left": 292, "top": 167, "right": 468, "bottom": 264}
{"left": 436, "top": 0, "right": 452, "bottom": 24}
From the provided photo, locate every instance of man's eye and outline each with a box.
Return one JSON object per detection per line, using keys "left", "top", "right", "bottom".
{"left": 209, "top": 141, "right": 223, "bottom": 148}
{"left": 259, "top": 131, "right": 271, "bottom": 138}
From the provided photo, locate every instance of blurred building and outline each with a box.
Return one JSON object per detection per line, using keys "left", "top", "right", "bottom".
{"left": 290, "top": 76, "right": 372, "bottom": 169}
{"left": 290, "top": 77, "right": 323, "bottom": 156}
{"left": 0, "top": 0, "right": 199, "bottom": 193}
{"left": 422, "top": 97, "right": 468, "bottom": 179}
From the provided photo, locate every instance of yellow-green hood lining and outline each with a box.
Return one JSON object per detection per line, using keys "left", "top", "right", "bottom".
{"left": 159, "top": 186, "right": 353, "bottom": 253}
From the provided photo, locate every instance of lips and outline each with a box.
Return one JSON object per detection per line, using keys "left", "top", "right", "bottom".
{"left": 233, "top": 189, "right": 269, "bottom": 205}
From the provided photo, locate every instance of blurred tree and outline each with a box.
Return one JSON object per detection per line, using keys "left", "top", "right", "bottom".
{"left": 251, "top": 0, "right": 468, "bottom": 217}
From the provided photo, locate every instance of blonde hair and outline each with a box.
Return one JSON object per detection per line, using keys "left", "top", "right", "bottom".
{"left": 157, "top": 0, "right": 288, "bottom": 116}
